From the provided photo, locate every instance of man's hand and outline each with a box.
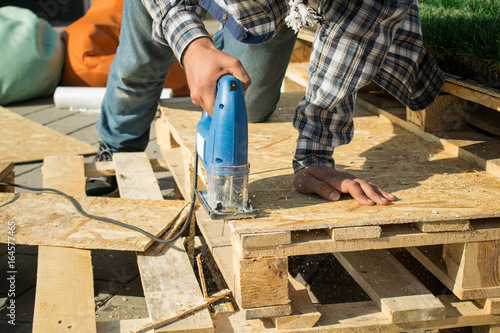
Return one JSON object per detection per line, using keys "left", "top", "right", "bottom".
{"left": 182, "top": 37, "right": 251, "bottom": 116}
{"left": 293, "top": 166, "right": 397, "bottom": 205}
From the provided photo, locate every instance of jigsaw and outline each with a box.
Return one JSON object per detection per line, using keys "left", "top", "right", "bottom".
{"left": 195, "top": 75, "right": 256, "bottom": 220}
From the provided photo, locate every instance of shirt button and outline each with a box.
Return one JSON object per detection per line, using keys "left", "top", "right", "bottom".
{"left": 222, "top": 13, "right": 228, "bottom": 20}
{"left": 242, "top": 33, "right": 248, "bottom": 39}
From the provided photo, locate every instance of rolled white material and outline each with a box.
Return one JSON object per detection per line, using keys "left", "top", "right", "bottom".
{"left": 53, "top": 86, "right": 173, "bottom": 113}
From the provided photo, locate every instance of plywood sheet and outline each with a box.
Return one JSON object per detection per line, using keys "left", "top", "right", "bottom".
{"left": 159, "top": 92, "right": 500, "bottom": 235}
{"left": 0, "top": 193, "right": 187, "bottom": 251}
{"left": 0, "top": 106, "right": 97, "bottom": 163}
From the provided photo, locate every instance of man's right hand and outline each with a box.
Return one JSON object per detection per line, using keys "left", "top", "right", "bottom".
{"left": 182, "top": 37, "right": 251, "bottom": 116}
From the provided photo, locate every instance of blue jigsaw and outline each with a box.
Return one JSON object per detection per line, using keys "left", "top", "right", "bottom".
{"left": 195, "top": 75, "right": 256, "bottom": 220}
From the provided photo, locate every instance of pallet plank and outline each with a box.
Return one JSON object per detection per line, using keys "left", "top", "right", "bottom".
{"left": 334, "top": 249, "right": 446, "bottom": 323}
{"left": 0, "top": 193, "right": 186, "bottom": 251}
{"left": 0, "top": 106, "right": 96, "bottom": 163}
{"left": 113, "top": 152, "right": 213, "bottom": 333}
{"left": 33, "top": 156, "right": 96, "bottom": 333}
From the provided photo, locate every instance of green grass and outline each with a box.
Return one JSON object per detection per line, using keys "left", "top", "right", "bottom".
{"left": 419, "top": 0, "right": 500, "bottom": 83}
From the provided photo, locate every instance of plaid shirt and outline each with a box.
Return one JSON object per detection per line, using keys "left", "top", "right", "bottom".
{"left": 142, "top": 0, "right": 445, "bottom": 172}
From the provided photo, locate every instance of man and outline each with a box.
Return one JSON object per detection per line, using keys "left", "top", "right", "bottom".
{"left": 86, "top": 0, "right": 297, "bottom": 196}
{"left": 89, "top": 0, "right": 445, "bottom": 206}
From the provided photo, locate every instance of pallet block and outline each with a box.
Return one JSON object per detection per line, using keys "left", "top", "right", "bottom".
{"left": 157, "top": 92, "right": 500, "bottom": 331}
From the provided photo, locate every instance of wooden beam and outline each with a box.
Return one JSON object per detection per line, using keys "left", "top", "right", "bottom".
{"left": 334, "top": 249, "right": 446, "bottom": 323}
{"left": 237, "top": 219, "right": 500, "bottom": 258}
{"left": 33, "top": 156, "right": 96, "bottom": 333}
{"left": 442, "top": 78, "right": 500, "bottom": 112}
{"left": 325, "top": 226, "right": 382, "bottom": 241}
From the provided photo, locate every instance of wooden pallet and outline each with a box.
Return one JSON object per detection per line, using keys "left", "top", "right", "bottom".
{"left": 156, "top": 92, "right": 500, "bottom": 331}
{"left": 0, "top": 154, "right": 217, "bottom": 333}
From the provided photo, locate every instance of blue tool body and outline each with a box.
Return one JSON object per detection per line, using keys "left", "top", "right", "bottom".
{"left": 196, "top": 75, "right": 248, "bottom": 174}
{"left": 195, "top": 75, "right": 255, "bottom": 219}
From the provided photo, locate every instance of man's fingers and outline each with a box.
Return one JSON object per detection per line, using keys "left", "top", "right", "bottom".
{"left": 294, "top": 171, "right": 341, "bottom": 201}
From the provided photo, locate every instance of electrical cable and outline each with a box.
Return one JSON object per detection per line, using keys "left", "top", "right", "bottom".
{"left": 0, "top": 155, "right": 199, "bottom": 244}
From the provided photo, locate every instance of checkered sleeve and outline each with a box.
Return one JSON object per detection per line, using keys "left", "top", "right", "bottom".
{"left": 293, "top": 0, "right": 444, "bottom": 173}
{"left": 141, "top": 0, "right": 211, "bottom": 64}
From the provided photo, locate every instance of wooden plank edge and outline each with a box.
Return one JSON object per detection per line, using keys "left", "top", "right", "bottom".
{"left": 238, "top": 219, "right": 500, "bottom": 258}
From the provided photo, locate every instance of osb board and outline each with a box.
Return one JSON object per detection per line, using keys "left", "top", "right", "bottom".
{"left": 0, "top": 193, "right": 187, "bottom": 251}
{"left": 159, "top": 92, "right": 500, "bottom": 235}
{"left": 0, "top": 106, "right": 97, "bottom": 163}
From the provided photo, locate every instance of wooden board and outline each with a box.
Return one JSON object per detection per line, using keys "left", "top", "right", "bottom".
{"left": 209, "top": 295, "right": 496, "bottom": 332}
{"left": 334, "top": 250, "right": 445, "bottom": 324}
{"left": 112, "top": 152, "right": 213, "bottom": 333}
{"left": 158, "top": 92, "right": 500, "bottom": 236}
{"left": 0, "top": 106, "right": 97, "bottom": 163}
{"left": 0, "top": 192, "right": 187, "bottom": 251}
{"left": 33, "top": 155, "right": 96, "bottom": 333}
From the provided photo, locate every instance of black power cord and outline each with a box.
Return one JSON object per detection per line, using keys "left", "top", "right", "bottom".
{"left": 0, "top": 156, "right": 199, "bottom": 245}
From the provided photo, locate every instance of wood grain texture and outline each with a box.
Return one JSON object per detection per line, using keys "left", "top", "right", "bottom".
{"left": 112, "top": 152, "right": 213, "bottom": 333}
{"left": 0, "top": 106, "right": 96, "bottom": 163}
{"left": 0, "top": 193, "right": 186, "bottom": 251}
{"left": 158, "top": 92, "right": 500, "bottom": 237}
{"left": 334, "top": 250, "right": 445, "bottom": 323}
{"left": 33, "top": 155, "right": 96, "bottom": 333}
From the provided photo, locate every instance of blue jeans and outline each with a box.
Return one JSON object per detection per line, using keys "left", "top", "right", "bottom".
{"left": 97, "top": 0, "right": 297, "bottom": 152}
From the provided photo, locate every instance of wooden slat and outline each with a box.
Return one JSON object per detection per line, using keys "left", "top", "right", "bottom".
{"left": 33, "top": 155, "right": 96, "bottom": 333}
{"left": 412, "top": 219, "right": 470, "bottom": 232}
{"left": 113, "top": 152, "right": 213, "bottom": 333}
{"left": 442, "top": 78, "right": 500, "bottom": 112}
{"left": 0, "top": 107, "right": 97, "bottom": 163}
{"left": 325, "top": 226, "right": 382, "bottom": 241}
{"left": 237, "top": 219, "right": 500, "bottom": 258}
{"left": 334, "top": 249, "right": 446, "bottom": 323}
{"left": 239, "top": 231, "right": 291, "bottom": 249}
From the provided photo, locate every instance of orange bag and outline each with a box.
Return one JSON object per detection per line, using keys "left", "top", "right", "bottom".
{"left": 59, "top": 0, "right": 189, "bottom": 96}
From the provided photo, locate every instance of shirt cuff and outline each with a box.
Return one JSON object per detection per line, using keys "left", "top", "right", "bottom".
{"left": 293, "top": 135, "right": 335, "bottom": 172}
{"left": 162, "top": 10, "right": 212, "bottom": 65}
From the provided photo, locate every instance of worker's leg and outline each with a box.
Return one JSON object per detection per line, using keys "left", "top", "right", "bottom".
{"left": 213, "top": 26, "right": 297, "bottom": 123}
{"left": 97, "top": 0, "right": 175, "bottom": 153}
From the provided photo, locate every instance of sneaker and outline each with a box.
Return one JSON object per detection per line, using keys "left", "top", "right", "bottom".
{"left": 85, "top": 141, "right": 119, "bottom": 196}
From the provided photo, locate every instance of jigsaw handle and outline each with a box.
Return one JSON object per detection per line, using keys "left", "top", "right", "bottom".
{"left": 196, "top": 75, "right": 248, "bottom": 173}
